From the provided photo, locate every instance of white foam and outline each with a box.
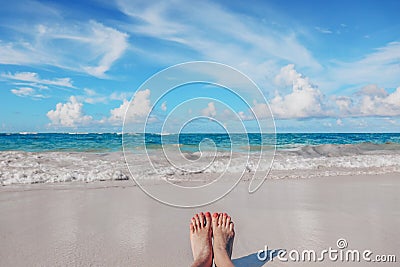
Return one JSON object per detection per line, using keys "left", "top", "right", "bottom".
{"left": 1, "top": 143, "right": 400, "bottom": 185}
{"left": 0, "top": 151, "right": 130, "bottom": 186}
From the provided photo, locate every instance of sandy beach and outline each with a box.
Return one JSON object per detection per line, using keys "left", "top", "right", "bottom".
{"left": 1, "top": 173, "right": 399, "bottom": 266}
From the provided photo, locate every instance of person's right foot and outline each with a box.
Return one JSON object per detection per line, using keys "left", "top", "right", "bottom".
{"left": 212, "top": 212, "right": 235, "bottom": 267}
{"left": 190, "top": 212, "right": 213, "bottom": 267}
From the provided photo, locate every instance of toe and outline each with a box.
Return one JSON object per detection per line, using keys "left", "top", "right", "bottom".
{"left": 226, "top": 215, "right": 231, "bottom": 225}
{"left": 205, "top": 212, "right": 211, "bottom": 227}
{"left": 218, "top": 213, "right": 223, "bottom": 225}
{"left": 229, "top": 221, "right": 234, "bottom": 233}
{"left": 222, "top": 213, "right": 227, "bottom": 225}
{"left": 199, "top": 212, "right": 205, "bottom": 227}
{"left": 191, "top": 217, "right": 197, "bottom": 231}
{"left": 190, "top": 222, "right": 195, "bottom": 234}
{"left": 194, "top": 214, "right": 200, "bottom": 228}
{"left": 212, "top": 212, "right": 218, "bottom": 227}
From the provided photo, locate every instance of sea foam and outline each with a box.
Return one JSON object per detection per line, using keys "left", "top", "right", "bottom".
{"left": 1, "top": 143, "right": 400, "bottom": 185}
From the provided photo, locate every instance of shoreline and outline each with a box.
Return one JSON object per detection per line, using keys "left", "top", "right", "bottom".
{"left": 2, "top": 147, "right": 400, "bottom": 186}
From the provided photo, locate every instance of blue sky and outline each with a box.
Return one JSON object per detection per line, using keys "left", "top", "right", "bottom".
{"left": 0, "top": 0, "right": 400, "bottom": 133}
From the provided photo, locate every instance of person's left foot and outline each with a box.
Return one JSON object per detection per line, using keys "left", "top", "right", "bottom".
{"left": 190, "top": 212, "right": 213, "bottom": 267}
{"left": 212, "top": 212, "right": 235, "bottom": 267}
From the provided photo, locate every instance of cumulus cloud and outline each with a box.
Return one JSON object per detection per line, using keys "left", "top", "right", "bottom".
{"left": 357, "top": 86, "right": 400, "bottom": 116}
{"left": 2, "top": 72, "right": 73, "bottom": 87}
{"left": 47, "top": 96, "right": 92, "bottom": 127}
{"left": 270, "top": 64, "right": 328, "bottom": 119}
{"left": 356, "top": 84, "right": 388, "bottom": 97}
{"left": 46, "top": 89, "right": 156, "bottom": 128}
{"left": 109, "top": 89, "right": 152, "bottom": 123}
{"left": 334, "top": 96, "right": 353, "bottom": 115}
{"left": 201, "top": 102, "right": 217, "bottom": 117}
{"left": 334, "top": 84, "right": 400, "bottom": 117}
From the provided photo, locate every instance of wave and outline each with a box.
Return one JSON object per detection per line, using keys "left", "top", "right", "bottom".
{"left": 1, "top": 143, "right": 400, "bottom": 185}
{"left": 280, "top": 142, "right": 400, "bottom": 157}
{"left": 0, "top": 151, "right": 130, "bottom": 186}
{"left": 18, "top": 132, "right": 38, "bottom": 135}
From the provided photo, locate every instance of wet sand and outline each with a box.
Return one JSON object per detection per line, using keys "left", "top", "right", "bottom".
{"left": 1, "top": 174, "right": 399, "bottom": 266}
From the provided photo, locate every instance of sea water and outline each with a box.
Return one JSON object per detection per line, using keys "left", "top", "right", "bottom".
{"left": 1, "top": 133, "right": 400, "bottom": 185}
{"left": 1, "top": 132, "right": 400, "bottom": 152}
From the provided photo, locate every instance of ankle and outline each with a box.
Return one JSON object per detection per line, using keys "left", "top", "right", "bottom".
{"left": 191, "top": 257, "right": 212, "bottom": 267}
{"left": 214, "top": 255, "right": 234, "bottom": 267}
{"left": 213, "top": 244, "right": 228, "bottom": 253}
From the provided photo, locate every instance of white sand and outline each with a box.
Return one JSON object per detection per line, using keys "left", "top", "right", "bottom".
{"left": 1, "top": 174, "right": 399, "bottom": 266}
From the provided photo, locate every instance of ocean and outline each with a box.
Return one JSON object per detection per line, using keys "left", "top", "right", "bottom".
{"left": 1, "top": 133, "right": 400, "bottom": 185}
{"left": 1, "top": 132, "right": 400, "bottom": 152}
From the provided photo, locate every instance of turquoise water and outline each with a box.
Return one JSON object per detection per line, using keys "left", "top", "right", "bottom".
{"left": 1, "top": 133, "right": 400, "bottom": 152}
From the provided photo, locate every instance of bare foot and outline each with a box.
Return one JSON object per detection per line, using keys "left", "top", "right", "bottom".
{"left": 190, "top": 212, "right": 213, "bottom": 267}
{"left": 212, "top": 212, "right": 235, "bottom": 267}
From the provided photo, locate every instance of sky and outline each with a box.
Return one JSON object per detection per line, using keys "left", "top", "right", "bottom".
{"left": 0, "top": 0, "right": 400, "bottom": 133}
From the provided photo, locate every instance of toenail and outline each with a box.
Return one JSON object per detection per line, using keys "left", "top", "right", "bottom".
{"left": 213, "top": 213, "right": 218, "bottom": 218}
{"left": 205, "top": 212, "right": 211, "bottom": 217}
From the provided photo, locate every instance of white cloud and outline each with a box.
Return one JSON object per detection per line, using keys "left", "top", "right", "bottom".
{"left": 330, "top": 42, "right": 400, "bottom": 89}
{"left": 84, "top": 88, "right": 96, "bottom": 96}
{"left": 237, "top": 111, "right": 250, "bottom": 120}
{"left": 201, "top": 102, "right": 217, "bottom": 117}
{"left": 0, "top": 39, "right": 31, "bottom": 64}
{"left": 116, "top": 0, "right": 321, "bottom": 84}
{"left": 2, "top": 72, "right": 73, "bottom": 87}
{"left": 109, "top": 99, "right": 130, "bottom": 123}
{"left": 82, "top": 21, "right": 129, "bottom": 77}
{"left": 11, "top": 87, "right": 33, "bottom": 97}
{"left": 79, "top": 88, "right": 108, "bottom": 104}
{"left": 83, "top": 96, "right": 108, "bottom": 104}
{"left": 109, "top": 89, "right": 152, "bottom": 123}
{"left": 270, "top": 64, "right": 328, "bottom": 119}
{"left": 356, "top": 84, "right": 388, "bottom": 97}
{"left": 110, "top": 91, "right": 133, "bottom": 101}
{"left": 334, "top": 85, "right": 400, "bottom": 117}
{"left": 0, "top": 21, "right": 128, "bottom": 78}
{"left": 315, "top": 27, "right": 332, "bottom": 34}
{"left": 47, "top": 96, "right": 92, "bottom": 127}
{"left": 161, "top": 101, "right": 167, "bottom": 111}
{"left": 357, "top": 86, "right": 400, "bottom": 116}
{"left": 46, "top": 89, "right": 155, "bottom": 128}
{"left": 73, "top": 89, "right": 133, "bottom": 105}
{"left": 10, "top": 87, "right": 46, "bottom": 99}
{"left": 334, "top": 96, "right": 353, "bottom": 114}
